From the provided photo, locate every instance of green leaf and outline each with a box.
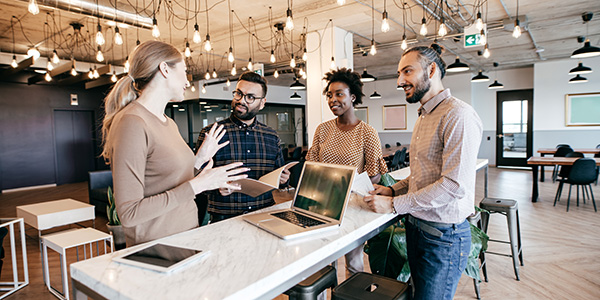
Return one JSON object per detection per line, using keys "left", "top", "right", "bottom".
{"left": 378, "top": 173, "right": 398, "bottom": 187}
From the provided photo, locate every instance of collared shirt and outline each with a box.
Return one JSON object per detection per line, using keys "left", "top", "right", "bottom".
{"left": 390, "top": 89, "right": 483, "bottom": 224}
{"left": 196, "top": 115, "right": 284, "bottom": 215}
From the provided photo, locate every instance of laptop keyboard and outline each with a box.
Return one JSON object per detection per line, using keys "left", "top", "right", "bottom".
{"left": 272, "top": 211, "right": 325, "bottom": 228}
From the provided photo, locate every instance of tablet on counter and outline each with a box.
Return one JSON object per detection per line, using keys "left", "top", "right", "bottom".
{"left": 112, "top": 243, "right": 209, "bottom": 273}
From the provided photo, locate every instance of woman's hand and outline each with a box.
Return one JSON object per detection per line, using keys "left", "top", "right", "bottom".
{"left": 190, "top": 160, "right": 249, "bottom": 194}
{"left": 195, "top": 124, "right": 229, "bottom": 169}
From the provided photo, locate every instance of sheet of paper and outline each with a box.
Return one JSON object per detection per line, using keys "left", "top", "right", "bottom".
{"left": 351, "top": 171, "right": 374, "bottom": 197}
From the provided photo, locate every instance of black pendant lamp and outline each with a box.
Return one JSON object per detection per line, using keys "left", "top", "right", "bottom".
{"left": 471, "top": 71, "right": 490, "bottom": 82}
{"left": 396, "top": 85, "right": 403, "bottom": 90}
{"left": 569, "top": 74, "right": 588, "bottom": 83}
{"left": 569, "top": 62, "right": 592, "bottom": 75}
{"left": 360, "top": 69, "right": 376, "bottom": 82}
{"left": 369, "top": 91, "right": 381, "bottom": 99}
{"left": 571, "top": 39, "right": 600, "bottom": 59}
{"left": 488, "top": 80, "right": 504, "bottom": 89}
{"left": 290, "top": 78, "right": 306, "bottom": 90}
{"left": 447, "top": 57, "right": 469, "bottom": 72}
{"left": 290, "top": 92, "right": 302, "bottom": 99}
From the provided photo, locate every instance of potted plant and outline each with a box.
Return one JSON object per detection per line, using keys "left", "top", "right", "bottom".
{"left": 106, "top": 187, "right": 126, "bottom": 250}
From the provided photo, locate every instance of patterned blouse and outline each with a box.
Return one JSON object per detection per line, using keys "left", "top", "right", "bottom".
{"left": 307, "top": 119, "right": 388, "bottom": 176}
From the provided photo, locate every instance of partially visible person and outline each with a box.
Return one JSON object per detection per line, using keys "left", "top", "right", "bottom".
{"left": 101, "top": 40, "right": 248, "bottom": 247}
{"left": 195, "top": 72, "right": 289, "bottom": 223}
{"left": 306, "top": 67, "right": 388, "bottom": 274}
{"left": 364, "top": 44, "right": 483, "bottom": 300}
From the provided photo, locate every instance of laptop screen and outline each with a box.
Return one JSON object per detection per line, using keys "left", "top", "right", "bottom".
{"left": 294, "top": 162, "right": 355, "bottom": 221}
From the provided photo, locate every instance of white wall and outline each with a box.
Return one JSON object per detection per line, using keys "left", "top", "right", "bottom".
{"left": 184, "top": 80, "right": 306, "bottom": 105}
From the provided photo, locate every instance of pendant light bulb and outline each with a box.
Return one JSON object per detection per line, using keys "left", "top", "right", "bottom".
{"left": 337, "top": 0, "right": 345, "bottom": 4}
{"left": 286, "top": 9, "right": 294, "bottom": 30}
{"left": 93, "top": 68, "right": 99, "bottom": 78}
{"left": 201, "top": 84, "right": 207, "bottom": 94}
{"left": 270, "top": 50, "right": 276, "bottom": 63}
{"left": 51, "top": 50, "right": 60, "bottom": 64}
{"left": 301, "top": 72, "right": 307, "bottom": 80}
{"left": 512, "top": 20, "right": 521, "bottom": 38}
{"left": 483, "top": 44, "right": 491, "bottom": 58}
{"left": 475, "top": 12, "right": 483, "bottom": 30}
{"left": 111, "top": 71, "right": 117, "bottom": 82}
{"left": 47, "top": 61, "right": 54, "bottom": 71}
{"left": 191, "top": 84, "right": 196, "bottom": 92}
{"left": 228, "top": 48, "right": 234, "bottom": 63}
{"left": 231, "top": 65, "right": 237, "bottom": 75}
{"left": 152, "top": 18, "right": 160, "bottom": 38}
{"left": 124, "top": 58, "right": 130, "bottom": 73}
{"left": 44, "top": 72, "right": 52, "bottom": 82}
{"left": 96, "top": 25, "right": 105, "bottom": 46}
{"left": 11, "top": 55, "right": 18, "bottom": 68}
{"left": 88, "top": 68, "right": 94, "bottom": 79}
{"left": 96, "top": 48, "right": 104, "bottom": 62}
{"left": 205, "top": 71, "right": 210, "bottom": 80}
{"left": 70, "top": 65, "right": 77, "bottom": 76}
{"left": 420, "top": 18, "right": 428, "bottom": 36}
{"left": 28, "top": 0, "right": 40, "bottom": 15}
{"left": 290, "top": 55, "right": 296, "bottom": 68}
{"left": 330, "top": 57, "right": 336, "bottom": 69}
{"left": 204, "top": 35, "right": 212, "bottom": 51}
{"left": 193, "top": 24, "right": 201, "bottom": 44}
{"left": 370, "top": 41, "right": 377, "bottom": 56}
{"left": 27, "top": 47, "right": 40, "bottom": 60}
{"left": 114, "top": 27, "right": 123, "bottom": 45}
{"left": 184, "top": 42, "right": 192, "bottom": 58}
{"left": 226, "top": 78, "right": 231, "bottom": 86}
{"left": 438, "top": 22, "right": 448, "bottom": 37}
{"left": 212, "top": 69, "right": 217, "bottom": 78}
{"left": 302, "top": 49, "right": 308, "bottom": 61}
{"left": 274, "top": 69, "right": 279, "bottom": 78}
{"left": 381, "top": 11, "right": 390, "bottom": 33}
{"left": 247, "top": 58, "right": 253, "bottom": 71}
{"left": 401, "top": 34, "right": 408, "bottom": 50}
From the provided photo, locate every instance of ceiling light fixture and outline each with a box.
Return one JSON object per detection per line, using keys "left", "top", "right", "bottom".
{"left": 475, "top": 11, "right": 483, "bottom": 30}
{"left": 396, "top": 85, "right": 403, "bottom": 90}
{"left": 290, "top": 92, "right": 302, "bottom": 99}
{"left": 489, "top": 62, "right": 504, "bottom": 89}
{"left": 111, "top": 71, "right": 117, "bottom": 82}
{"left": 70, "top": 61, "right": 77, "bottom": 76}
{"left": 471, "top": 71, "right": 490, "bottom": 82}
{"left": 400, "top": 3, "right": 408, "bottom": 50}
{"left": 370, "top": 91, "right": 381, "bottom": 99}
{"left": 28, "top": 0, "right": 40, "bottom": 15}
{"left": 419, "top": 4, "right": 427, "bottom": 36}
{"left": 184, "top": 41, "right": 192, "bottom": 57}
{"left": 569, "top": 74, "right": 588, "bottom": 83}
{"left": 11, "top": 55, "right": 18, "bottom": 68}
{"left": 381, "top": 0, "right": 390, "bottom": 33}
{"left": 114, "top": 27, "right": 123, "bottom": 45}
{"left": 202, "top": 84, "right": 207, "bottom": 93}
{"left": 226, "top": 78, "right": 231, "bottom": 86}
{"left": 227, "top": 1, "right": 235, "bottom": 62}
{"left": 51, "top": 50, "right": 60, "bottom": 64}
{"left": 96, "top": 46, "right": 104, "bottom": 62}
{"left": 370, "top": 0, "right": 376, "bottom": 55}
{"left": 483, "top": 44, "right": 491, "bottom": 58}
{"left": 290, "top": 78, "right": 306, "bottom": 90}
{"left": 27, "top": 47, "right": 40, "bottom": 60}
{"left": 286, "top": 0, "right": 294, "bottom": 30}
{"left": 47, "top": 60, "right": 54, "bottom": 71}
{"left": 44, "top": 71, "right": 52, "bottom": 82}
{"left": 512, "top": 0, "right": 521, "bottom": 38}
{"left": 151, "top": 18, "right": 160, "bottom": 38}
{"left": 193, "top": 24, "right": 201, "bottom": 44}
{"left": 124, "top": 57, "right": 130, "bottom": 73}
{"left": 212, "top": 69, "right": 217, "bottom": 78}
{"left": 290, "top": 54, "right": 296, "bottom": 68}
{"left": 191, "top": 83, "right": 196, "bottom": 92}
{"left": 337, "top": 0, "right": 346, "bottom": 5}
{"left": 231, "top": 64, "right": 237, "bottom": 75}
{"left": 571, "top": 39, "right": 600, "bottom": 58}
{"left": 360, "top": 69, "right": 376, "bottom": 82}
{"left": 569, "top": 62, "right": 592, "bottom": 75}
{"left": 447, "top": 57, "right": 469, "bottom": 72}
{"left": 273, "top": 69, "right": 279, "bottom": 78}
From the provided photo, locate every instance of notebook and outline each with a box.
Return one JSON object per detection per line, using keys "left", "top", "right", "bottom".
{"left": 242, "top": 161, "right": 356, "bottom": 240}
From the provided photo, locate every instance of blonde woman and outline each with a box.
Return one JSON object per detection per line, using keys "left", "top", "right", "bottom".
{"left": 101, "top": 41, "right": 248, "bottom": 246}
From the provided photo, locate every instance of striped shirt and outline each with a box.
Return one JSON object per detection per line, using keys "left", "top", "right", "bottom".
{"left": 391, "top": 89, "right": 483, "bottom": 224}
{"left": 196, "top": 116, "right": 284, "bottom": 215}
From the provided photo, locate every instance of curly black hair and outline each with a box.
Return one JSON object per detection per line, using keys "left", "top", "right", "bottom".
{"left": 322, "top": 68, "right": 365, "bottom": 106}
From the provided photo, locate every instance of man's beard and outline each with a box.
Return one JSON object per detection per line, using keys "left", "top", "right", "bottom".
{"left": 406, "top": 72, "right": 431, "bottom": 104}
{"left": 232, "top": 102, "right": 261, "bottom": 121}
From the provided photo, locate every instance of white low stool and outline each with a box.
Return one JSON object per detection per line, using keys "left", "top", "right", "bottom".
{"left": 41, "top": 228, "right": 113, "bottom": 300}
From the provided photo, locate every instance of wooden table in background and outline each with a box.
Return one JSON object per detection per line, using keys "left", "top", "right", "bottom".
{"left": 527, "top": 157, "right": 600, "bottom": 202}
{"left": 536, "top": 148, "right": 600, "bottom": 182}
{"left": 382, "top": 145, "right": 409, "bottom": 159}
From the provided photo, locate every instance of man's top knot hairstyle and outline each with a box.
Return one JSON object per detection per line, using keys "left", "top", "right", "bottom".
{"left": 238, "top": 71, "right": 268, "bottom": 97}
{"left": 322, "top": 67, "right": 365, "bottom": 106}
{"left": 404, "top": 44, "right": 447, "bottom": 79}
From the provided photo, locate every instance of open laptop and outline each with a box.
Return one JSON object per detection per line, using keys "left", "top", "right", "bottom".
{"left": 243, "top": 161, "right": 356, "bottom": 240}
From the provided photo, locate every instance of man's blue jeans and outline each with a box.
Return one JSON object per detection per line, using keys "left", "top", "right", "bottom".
{"left": 406, "top": 216, "right": 471, "bottom": 300}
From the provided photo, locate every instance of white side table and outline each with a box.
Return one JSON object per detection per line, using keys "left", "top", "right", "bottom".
{"left": 16, "top": 199, "right": 95, "bottom": 285}
{"left": 42, "top": 228, "right": 112, "bottom": 300}
{"left": 0, "top": 218, "right": 29, "bottom": 299}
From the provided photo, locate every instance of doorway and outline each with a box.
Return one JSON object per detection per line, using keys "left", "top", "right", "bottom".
{"left": 53, "top": 110, "right": 96, "bottom": 185}
{"left": 496, "top": 89, "right": 534, "bottom": 167}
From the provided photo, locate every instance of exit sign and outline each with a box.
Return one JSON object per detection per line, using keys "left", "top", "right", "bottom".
{"left": 465, "top": 34, "right": 482, "bottom": 47}
{"left": 463, "top": 23, "right": 486, "bottom": 48}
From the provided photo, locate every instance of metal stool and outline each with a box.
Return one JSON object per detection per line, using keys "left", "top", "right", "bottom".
{"left": 332, "top": 272, "right": 409, "bottom": 300}
{"left": 466, "top": 211, "right": 486, "bottom": 299}
{"left": 41, "top": 228, "right": 113, "bottom": 300}
{"left": 284, "top": 265, "right": 337, "bottom": 300}
{"left": 479, "top": 198, "right": 524, "bottom": 281}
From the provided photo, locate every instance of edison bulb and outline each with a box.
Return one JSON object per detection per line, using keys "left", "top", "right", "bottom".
{"left": 11, "top": 55, "right": 18, "bottom": 68}
{"left": 270, "top": 51, "right": 276, "bottom": 63}
{"left": 29, "top": 0, "right": 40, "bottom": 15}
{"left": 44, "top": 72, "right": 51, "bottom": 82}
{"left": 228, "top": 49, "right": 234, "bottom": 63}
{"left": 438, "top": 23, "right": 447, "bottom": 37}
{"left": 273, "top": 69, "right": 279, "bottom": 78}
{"left": 96, "top": 49, "right": 104, "bottom": 62}
{"left": 420, "top": 19, "right": 428, "bottom": 36}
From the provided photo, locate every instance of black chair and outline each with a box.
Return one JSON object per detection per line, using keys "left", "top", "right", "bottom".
{"left": 282, "top": 145, "right": 290, "bottom": 162}
{"left": 554, "top": 158, "right": 597, "bottom": 212}
{"left": 88, "top": 170, "right": 113, "bottom": 215}
{"left": 556, "top": 144, "right": 571, "bottom": 149}
{"left": 0, "top": 227, "right": 8, "bottom": 277}
{"left": 387, "top": 147, "right": 407, "bottom": 171}
{"left": 290, "top": 147, "right": 303, "bottom": 161}
{"left": 384, "top": 144, "right": 391, "bottom": 149}
{"left": 556, "top": 152, "right": 584, "bottom": 181}
{"left": 595, "top": 152, "right": 600, "bottom": 185}
{"left": 552, "top": 146, "right": 574, "bottom": 182}
{"left": 396, "top": 142, "right": 402, "bottom": 147}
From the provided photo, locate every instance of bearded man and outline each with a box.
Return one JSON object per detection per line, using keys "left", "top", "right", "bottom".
{"left": 195, "top": 71, "right": 289, "bottom": 222}
{"left": 364, "top": 44, "right": 483, "bottom": 300}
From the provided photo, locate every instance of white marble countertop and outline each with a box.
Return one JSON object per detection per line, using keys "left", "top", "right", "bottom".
{"left": 389, "top": 158, "right": 488, "bottom": 181}
{"left": 70, "top": 194, "right": 399, "bottom": 300}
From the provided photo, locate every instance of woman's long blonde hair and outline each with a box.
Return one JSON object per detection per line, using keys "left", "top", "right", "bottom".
{"left": 101, "top": 40, "right": 182, "bottom": 164}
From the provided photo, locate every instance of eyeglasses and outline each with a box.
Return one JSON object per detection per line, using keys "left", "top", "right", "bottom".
{"left": 232, "top": 90, "right": 264, "bottom": 104}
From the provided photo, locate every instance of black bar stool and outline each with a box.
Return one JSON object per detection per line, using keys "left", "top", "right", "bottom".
{"left": 480, "top": 198, "right": 524, "bottom": 281}
{"left": 332, "top": 272, "right": 409, "bottom": 300}
{"left": 284, "top": 265, "right": 338, "bottom": 300}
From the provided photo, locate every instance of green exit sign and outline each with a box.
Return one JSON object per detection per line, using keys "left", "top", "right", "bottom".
{"left": 464, "top": 34, "right": 481, "bottom": 47}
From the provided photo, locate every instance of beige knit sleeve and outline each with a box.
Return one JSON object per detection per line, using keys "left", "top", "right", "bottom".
{"left": 363, "top": 124, "right": 389, "bottom": 177}
{"left": 306, "top": 123, "right": 323, "bottom": 162}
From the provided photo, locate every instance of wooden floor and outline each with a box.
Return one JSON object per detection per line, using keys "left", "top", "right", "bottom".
{"left": 1, "top": 167, "right": 599, "bottom": 299}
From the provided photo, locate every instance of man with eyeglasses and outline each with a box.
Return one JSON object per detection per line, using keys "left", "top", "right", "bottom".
{"left": 195, "top": 71, "right": 289, "bottom": 223}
